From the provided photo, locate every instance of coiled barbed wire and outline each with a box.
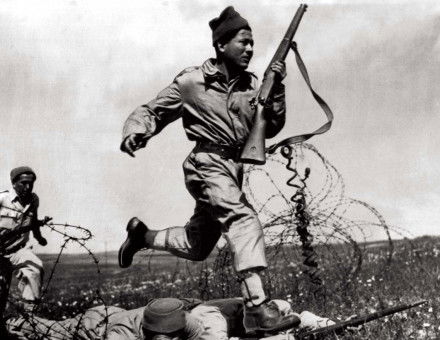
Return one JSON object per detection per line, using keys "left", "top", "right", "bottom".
{"left": 280, "top": 144, "right": 324, "bottom": 297}
{"left": 0, "top": 204, "right": 108, "bottom": 340}
{"left": 242, "top": 143, "right": 401, "bottom": 298}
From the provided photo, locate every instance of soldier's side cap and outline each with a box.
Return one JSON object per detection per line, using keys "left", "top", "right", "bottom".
{"left": 142, "top": 298, "right": 186, "bottom": 334}
{"left": 209, "top": 6, "right": 250, "bottom": 44}
{"left": 10, "top": 166, "right": 37, "bottom": 183}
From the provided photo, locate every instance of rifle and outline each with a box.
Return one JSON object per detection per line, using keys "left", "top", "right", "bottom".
{"left": 296, "top": 300, "right": 428, "bottom": 339}
{"left": 239, "top": 4, "right": 308, "bottom": 165}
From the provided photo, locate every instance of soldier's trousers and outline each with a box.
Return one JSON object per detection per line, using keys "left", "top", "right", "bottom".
{"left": 162, "top": 149, "right": 267, "bottom": 272}
{"left": 5, "top": 247, "right": 43, "bottom": 302}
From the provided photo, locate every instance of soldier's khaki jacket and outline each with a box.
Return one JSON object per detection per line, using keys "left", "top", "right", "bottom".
{"left": 122, "top": 58, "right": 286, "bottom": 146}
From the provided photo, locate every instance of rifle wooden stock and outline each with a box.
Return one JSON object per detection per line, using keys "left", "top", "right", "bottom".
{"left": 239, "top": 4, "right": 308, "bottom": 164}
{"left": 297, "top": 300, "right": 428, "bottom": 339}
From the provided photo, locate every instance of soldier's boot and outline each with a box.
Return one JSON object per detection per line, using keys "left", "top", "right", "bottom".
{"left": 240, "top": 271, "right": 300, "bottom": 335}
{"left": 118, "top": 217, "right": 157, "bottom": 268}
{"left": 243, "top": 299, "right": 300, "bottom": 335}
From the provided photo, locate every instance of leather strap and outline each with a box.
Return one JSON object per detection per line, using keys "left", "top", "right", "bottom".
{"left": 267, "top": 42, "right": 334, "bottom": 154}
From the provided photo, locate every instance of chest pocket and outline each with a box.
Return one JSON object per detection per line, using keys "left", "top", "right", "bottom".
{"left": 0, "top": 205, "right": 23, "bottom": 226}
{"left": 228, "top": 89, "right": 256, "bottom": 130}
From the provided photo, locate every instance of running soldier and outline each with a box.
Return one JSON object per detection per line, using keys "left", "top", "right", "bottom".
{"left": 118, "top": 6, "right": 294, "bottom": 334}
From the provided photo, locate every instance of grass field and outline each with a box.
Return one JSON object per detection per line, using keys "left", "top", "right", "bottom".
{"left": 6, "top": 236, "right": 440, "bottom": 339}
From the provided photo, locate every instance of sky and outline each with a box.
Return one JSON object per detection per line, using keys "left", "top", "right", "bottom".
{"left": 1, "top": 0, "right": 439, "bottom": 253}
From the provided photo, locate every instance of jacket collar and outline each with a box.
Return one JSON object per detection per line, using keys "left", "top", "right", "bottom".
{"left": 10, "top": 189, "right": 34, "bottom": 210}
{"left": 10, "top": 190, "right": 20, "bottom": 204}
{"left": 201, "top": 58, "right": 256, "bottom": 83}
{"left": 201, "top": 58, "right": 224, "bottom": 79}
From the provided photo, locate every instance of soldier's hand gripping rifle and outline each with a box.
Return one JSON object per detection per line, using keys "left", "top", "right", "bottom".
{"left": 296, "top": 300, "right": 428, "bottom": 339}
{"left": 239, "top": 4, "right": 308, "bottom": 165}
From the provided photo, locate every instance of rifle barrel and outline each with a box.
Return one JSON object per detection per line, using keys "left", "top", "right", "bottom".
{"left": 298, "top": 300, "right": 428, "bottom": 339}
{"left": 266, "top": 3, "right": 308, "bottom": 72}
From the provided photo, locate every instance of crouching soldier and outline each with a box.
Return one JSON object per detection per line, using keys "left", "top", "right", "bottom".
{"left": 0, "top": 166, "right": 51, "bottom": 319}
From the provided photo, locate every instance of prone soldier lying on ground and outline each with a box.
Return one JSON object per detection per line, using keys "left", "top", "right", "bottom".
{"left": 5, "top": 297, "right": 334, "bottom": 340}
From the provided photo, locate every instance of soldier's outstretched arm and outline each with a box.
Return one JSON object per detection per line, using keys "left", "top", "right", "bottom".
{"left": 121, "top": 75, "right": 184, "bottom": 157}
{"left": 31, "top": 216, "right": 52, "bottom": 246}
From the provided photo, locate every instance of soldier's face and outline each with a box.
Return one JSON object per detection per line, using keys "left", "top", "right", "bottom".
{"left": 13, "top": 176, "right": 34, "bottom": 201}
{"left": 220, "top": 29, "right": 254, "bottom": 70}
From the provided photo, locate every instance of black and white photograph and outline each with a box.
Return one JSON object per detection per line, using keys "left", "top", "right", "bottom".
{"left": 1, "top": 0, "right": 439, "bottom": 339}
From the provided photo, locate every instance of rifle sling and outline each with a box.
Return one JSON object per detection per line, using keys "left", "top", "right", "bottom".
{"left": 266, "top": 42, "right": 334, "bottom": 154}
